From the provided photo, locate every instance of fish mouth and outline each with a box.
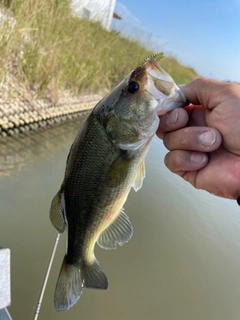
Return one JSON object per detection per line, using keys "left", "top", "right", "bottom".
{"left": 145, "top": 59, "right": 188, "bottom": 115}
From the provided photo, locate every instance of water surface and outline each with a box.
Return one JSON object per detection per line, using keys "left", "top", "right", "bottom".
{"left": 1, "top": 118, "right": 240, "bottom": 320}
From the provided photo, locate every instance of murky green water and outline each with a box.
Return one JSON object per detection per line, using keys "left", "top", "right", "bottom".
{"left": 1, "top": 117, "right": 240, "bottom": 320}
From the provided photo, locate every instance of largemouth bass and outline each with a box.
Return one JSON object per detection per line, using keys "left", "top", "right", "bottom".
{"left": 50, "top": 54, "right": 187, "bottom": 311}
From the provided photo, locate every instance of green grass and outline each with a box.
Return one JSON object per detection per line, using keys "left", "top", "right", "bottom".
{"left": 0, "top": 0, "right": 199, "bottom": 98}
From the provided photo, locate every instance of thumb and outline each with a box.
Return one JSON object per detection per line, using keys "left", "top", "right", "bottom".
{"left": 179, "top": 78, "right": 238, "bottom": 110}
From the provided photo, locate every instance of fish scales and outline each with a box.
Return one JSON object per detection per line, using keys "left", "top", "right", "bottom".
{"left": 49, "top": 55, "right": 187, "bottom": 311}
{"left": 62, "top": 112, "right": 142, "bottom": 264}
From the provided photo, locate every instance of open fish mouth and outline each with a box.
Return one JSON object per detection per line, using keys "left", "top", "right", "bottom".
{"left": 145, "top": 58, "right": 188, "bottom": 115}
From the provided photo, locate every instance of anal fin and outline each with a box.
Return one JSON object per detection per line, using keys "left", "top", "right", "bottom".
{"left": 97, "top": 208, "right": 133, "bottom": 250}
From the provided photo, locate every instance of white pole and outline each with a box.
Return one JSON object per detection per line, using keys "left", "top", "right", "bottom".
{"left": 33, "top": 233, "right": 60, "bottom": 320}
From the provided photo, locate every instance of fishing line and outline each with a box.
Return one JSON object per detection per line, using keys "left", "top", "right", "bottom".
{"left": 33, "top": 232, "right": 60, "bottom": 320}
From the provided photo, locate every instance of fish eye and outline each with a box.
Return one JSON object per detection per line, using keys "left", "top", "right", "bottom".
{"left": 127, "top": 81, "right": 139, "bottom": 94}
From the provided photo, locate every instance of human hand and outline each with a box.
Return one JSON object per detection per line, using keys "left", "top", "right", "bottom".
{"left": 156, "top": 78, "right": 240, "bottom": 200}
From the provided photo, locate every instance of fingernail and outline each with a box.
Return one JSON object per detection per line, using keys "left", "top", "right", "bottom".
{"left": 190, "top": 152, "right": 207, "bottom": 164}
{"left": 198, "top": 130, "right": 216, "bottom": 147}
{"left": 166, "top": 109, "right": 179, "bottom": 126}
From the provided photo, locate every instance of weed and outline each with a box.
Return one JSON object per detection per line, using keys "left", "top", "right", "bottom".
{"left": 0, "top": 0, "right": 198, "bottom": 98}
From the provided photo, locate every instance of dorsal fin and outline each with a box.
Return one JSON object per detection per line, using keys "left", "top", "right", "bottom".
{"left": 49, "top": 191, "right": 66, "bottom": 233}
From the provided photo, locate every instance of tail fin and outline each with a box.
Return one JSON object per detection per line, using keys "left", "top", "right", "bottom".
{"left": 81, "top": 259, "right": 108, "bottom": 290}
{"left": 54, "top": 256, "right": 108, "bottom": 312}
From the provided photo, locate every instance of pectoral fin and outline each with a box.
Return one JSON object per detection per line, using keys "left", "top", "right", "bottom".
{"left": 97, "top": 208, "right": 133, "bottom": 250}
{"left": 49, "top": 191, "right": 66, "bottom": 233}
{"left": 106, "top": 153, "right": 132, "bottom": 187}
{"left": 132, "top": 160, "right": 145, "bottom": 192}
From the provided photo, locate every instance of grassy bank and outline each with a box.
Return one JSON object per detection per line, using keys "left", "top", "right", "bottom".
{"left": 0, "top": 0, "right": 198, "bottom": 98}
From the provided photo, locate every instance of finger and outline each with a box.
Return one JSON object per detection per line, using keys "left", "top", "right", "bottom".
{"left": 157, "top": 105, "right": 208, "bottom": 140}
{"left": 156, "top": 108, "right": 189, "bottom": 139}
{"left": 180, "top": 79, "right": 240, "bottom": 110}
{"left": 164, "top": 150, "right": 208, "bottom": 173}
{"left": 185, "top": 105, "right": 208, "bottom": 127}
{"left": 163, "top": 127, "right": 222, "bottom": 152}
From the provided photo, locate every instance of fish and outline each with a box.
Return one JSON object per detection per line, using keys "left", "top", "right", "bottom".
{"left": 49, "top": 54, "right": 187, "bottom": 312}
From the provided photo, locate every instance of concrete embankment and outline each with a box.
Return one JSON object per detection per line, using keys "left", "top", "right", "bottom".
{"left": 0, "top": 76, "right": 102, "bottom": 137}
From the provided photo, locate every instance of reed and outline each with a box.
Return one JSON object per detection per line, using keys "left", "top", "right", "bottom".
{"left": 0, "top": 0, "right": 199, "bottom": 97}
